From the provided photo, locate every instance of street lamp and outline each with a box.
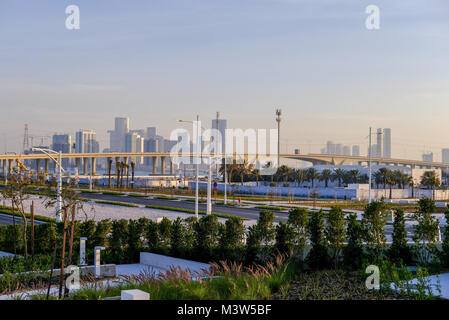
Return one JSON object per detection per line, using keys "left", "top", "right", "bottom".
{"left": 32, "top": 148, "right": 65, "bottom": 222}
{"left": 178, "top": 117, "right": 213, "bottom": 216}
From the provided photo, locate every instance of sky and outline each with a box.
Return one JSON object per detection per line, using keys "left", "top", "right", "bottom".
{"left": 1, "top": 0, "right": 449, "bottom": 161}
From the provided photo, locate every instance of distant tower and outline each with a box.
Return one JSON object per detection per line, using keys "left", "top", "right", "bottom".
{"left": 23, "top": 124, "right": 29, "bottom": 154}
{"left": 276, "top": 109, "right": 282, "bottom": 167}
{"left": 383, "top": 128, "right": 391, "bottom": 159}
{"left": 376, "top": 128, "right": 383, "bottom": 158}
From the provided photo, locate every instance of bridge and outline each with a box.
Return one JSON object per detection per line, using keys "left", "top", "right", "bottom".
{"left": 0, "top": 152, "right": 447, "bottom": 177}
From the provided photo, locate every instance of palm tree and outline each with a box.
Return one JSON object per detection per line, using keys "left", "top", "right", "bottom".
{"left": 108, "top": 158, "right": 113, "bottom": 187}
{"left": 130, "top": 161, "right": 135, "bottom": 188}
{"left": 306, "top": 168, "right": 319, "bottom": 188}
{"left": 252, "top": 168, "right": 261, "bottom": 186}
{"left": 421, "top": 171, "right": 441, "bottom": 199}
{"left": 295, "top": 169, "right": 307, "bottom": 187}
{"left": 319, "top": 169, "right": 332, "bottom": 188}
{"left": 377, "top": 168, "right": 392, "bottom": 189}
{"left": 373, "top": 170, "right": 383, "bottom": 189}
{"left": 116, "top": 161, "right": 121, "bottom": 188}
{"left": 331, "top": 168, "right": 345, "bottom": 187}
{"left": 347, "top": 169, "right": 360, "bottom": 184}
{"left": 386, "top": 177, "right": 396, "bottom": 199}
{"left": 235, "top": 160, "right": 254, "bottom": 185}
{"left": 220, "top": 162, "right": 239, "bottom": 184}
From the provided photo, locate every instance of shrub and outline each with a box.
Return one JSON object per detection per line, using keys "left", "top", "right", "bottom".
{"left": 127, "top": 219, "right": 145, "bottom": 262}
{"left": 194, "top": 215, "right": 220, "bottom": 261}
{"left": 441, "top": 206, "right": 449, "bottom": 267}
{"left": 343, "top": 213, "right": 364, "bottom": 270}
{"left": 146, "top": 220, "right": 161, "bottom": 251}
{"left": 307, "top": 210, "right": 328, "bottom": 269}
{"left": 257, "top": 210, "right": 276, "bottom": 246}
{"left": 275, "top": 221, "right": 295, "bottom": 254}
{"left": 170, "top": 217, "right": 187, "bottom": 257}
{"left": 325, "top": 206, "right": 346, "bottom": 268}
{"left": 108, "top": 219, "right": 129, "bottom": 263}
{"left": 389, "top": 209, "right": 411, "bottom": 264}
{"left": 288, "top": 208, "right": 309, "bottom": 262}
{"left": 93, "top": 219, "right": 112, "bottom": 247}
{"left": 219, "top": 216, "right": 246, "bottom": 261}
{"left": 34, "top": 223, "right": 57, "bottom": 254}
{"left": 413, "top": 199, "right": 439, "bottom": 265}
{"left": 159, "top": 217, "right": 172, "bottom": 250}
{"left": 362, "top": 201, "right": 388, "bottom": 261}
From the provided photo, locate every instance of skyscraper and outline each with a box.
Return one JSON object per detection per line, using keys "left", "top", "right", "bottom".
{"left": 211, "top": 119, "right": 227, "bottom": 154}
{"left": 75, "top": 130, "right": 99, "bottom": 153}
{"left": 376, "top": 128, "right": 383, "bottom": 158}
{"left": 326, "top": 141, "right": 336, "bottom": 155}
{"left": 343, "top": 145, "right": 350, "bottom": 156}
{"left": 52, "top": 134, "right": 72, "bottom": 168}
{"left": 442, "top": 148, "right": 449, "bottom": 164}
{"left": 352, "top": 145, "right": 360, "bottom": 156}
{"left": 125, "top": 132, "right": 145, "bottom": 164}
{"left": 422, "top": 152, "right": 434, "bottom": 162}
{"left": 108, "top": 117, "right": 129, "bottom": 152}
{"left": 383, "top": 128, "right": 391, "bottom": 158}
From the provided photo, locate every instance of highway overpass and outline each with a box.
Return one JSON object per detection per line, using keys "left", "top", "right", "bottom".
{"left": 0, "top": 152, "right": 448, "bottom": 176}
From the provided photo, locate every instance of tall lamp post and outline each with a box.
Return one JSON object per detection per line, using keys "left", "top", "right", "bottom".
{"left": 32, "top": 148, "right": 64, "bottom": 222}
{"left": 178, "top": 117, "right": 215, "bottom": 217}
{"left": 276, "top": 109, "right": 282, "bottom": 168}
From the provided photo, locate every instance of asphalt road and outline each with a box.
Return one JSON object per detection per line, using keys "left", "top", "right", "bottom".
{"left": 0, "top": 214, "right": 46, "bottom": 226}
{"left": 80, "top": 192, "right": 289, "bottom": 223}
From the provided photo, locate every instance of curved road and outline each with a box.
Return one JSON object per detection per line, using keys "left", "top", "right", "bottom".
{"left": 80, "top": 192, "right": 289, "bottom": 223}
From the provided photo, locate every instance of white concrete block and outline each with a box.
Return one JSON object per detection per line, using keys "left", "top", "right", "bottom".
{"left": 121, "top": 289, "right": 150, "bottom": 300}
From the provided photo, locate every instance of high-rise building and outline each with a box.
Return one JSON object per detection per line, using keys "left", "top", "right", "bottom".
{"left": 125, "top": 132, "right": 144, "bottom": 164}
{"left": 442, "top": 149, "right": 449, "bottom": 164}
{"left": 146, "top": 127, "right": 157, "bottom": 140}
{"left": 211, "top": 119, "right": 227, "bottom": 154}
{"left": 335, "top": 144, "right": 343, "bottom": 155}
{"left": 352, "top": 145, "right": 360, "bottom": 156}
{"left": 326, "top": 141, "right": 336, "bottom": 155}
{"left": 376, "top": 128, "right": 383, "bottom": 158}
{"left": 52, "top": 134, "right": 72, "bottom": 168}
{"left": 343, "top": 145, "right": 350, "bottom": 156}
{"left": 75, "top": 130, "right": 98, "bottom": 153}
{"left": 368, "top": 144, "right": 378, "bottom": 158}
{"left": 422, "top": 152, "right": 434, "bottom": 162}
{"left": 383, "top": 128, "right": 391, "bottom": 158}
{"left": 108, "top": 117, "right": 129, "bottom": 152}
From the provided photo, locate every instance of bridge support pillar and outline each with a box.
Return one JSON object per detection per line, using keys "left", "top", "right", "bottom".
{"left": 161, "top": 157, "right": 166, "bottom": 175}
{"left": 74, "top": 158, "right": 79, "bottom": 174}
{"left": 115, "top": 157, "right": 120, "bottom": 187}
{"left": 152, "top": 157, "right": 157, "bottom": 175}
{"left": 36, "top": 159, "right": 41, "bottom": 175}
{"left": 91, "top": 158, "right": 96, "bottom": 176}
{"left": 107, "top": 157, "right": 112, "bottom": 186}
{"left": 83, "top": 158, "right": 88, "bottom": 175}
{"left": 8, "top": 159, "right": 13, "bottom": 175}
{"left": 1, "top": 160, "right": 5, "bottom": 177}
{"left": 44, "top": 159, "right": 49, "bottom": 174}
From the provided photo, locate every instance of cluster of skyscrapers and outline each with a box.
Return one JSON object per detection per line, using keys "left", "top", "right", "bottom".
{"left": 24, "top": 116, "right": 228, "bottom": 173}
{"left": 321, "top": 142, "right": 360, "bottom": 157}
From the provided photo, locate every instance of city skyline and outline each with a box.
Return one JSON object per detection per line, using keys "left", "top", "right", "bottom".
{"left": 1, "top": 1, "right": 449, "bottom": 160}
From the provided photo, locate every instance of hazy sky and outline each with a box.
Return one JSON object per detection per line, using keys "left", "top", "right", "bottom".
{"left": 1, "top": 0, "right": 449, "bottom": 161}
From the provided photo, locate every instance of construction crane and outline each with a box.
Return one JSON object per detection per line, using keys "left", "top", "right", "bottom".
{"left": 16, "top": 159, "right": 29, "bottom": 171}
